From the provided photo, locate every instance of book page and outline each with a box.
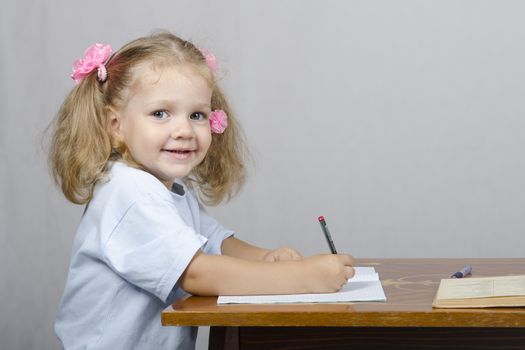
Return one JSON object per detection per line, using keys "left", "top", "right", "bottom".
{"left": 437, "top": 279, "right": 495, "bottom": 299}
{"left": 437, "top": 275, "right": 525, "bottom": 300}
{"left": 493, "top": 275, "right": 525, "bottom": 296}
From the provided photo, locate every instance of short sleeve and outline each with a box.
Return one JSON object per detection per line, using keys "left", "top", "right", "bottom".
{"left": 103, "top": 193, "right": 207, "bottom": 302}
{"left": 198, "top": 205, "right": 234, "bottom": 255}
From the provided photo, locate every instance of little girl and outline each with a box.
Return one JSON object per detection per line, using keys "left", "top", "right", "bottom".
{"left": 49, "top": 31, "right": 354, "bottom": 350}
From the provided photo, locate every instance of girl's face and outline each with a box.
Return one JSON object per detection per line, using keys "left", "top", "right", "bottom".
{"left": 111, "top": 65, "right": 213, "bottom": 187}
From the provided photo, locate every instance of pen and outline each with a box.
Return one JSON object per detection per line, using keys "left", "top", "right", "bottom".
{"left": 318, "top": 215, "right": 338, "bottom": 254}
{"left": 451, "top": 265, "right": 472, "bottom": 278}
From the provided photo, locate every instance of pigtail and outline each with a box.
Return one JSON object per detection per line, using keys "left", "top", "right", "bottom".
{"left": 191, "top": 87, "right": 248, "bottom": 205}
{"left": 49, "top": 75, "right": 112, "bottom": 204}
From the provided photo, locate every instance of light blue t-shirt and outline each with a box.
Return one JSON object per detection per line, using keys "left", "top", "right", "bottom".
{"left": 55, "top": 161, "right": 233, "bottom": 349}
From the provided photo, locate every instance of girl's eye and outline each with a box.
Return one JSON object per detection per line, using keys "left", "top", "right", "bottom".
{"left": 190, "top": 112, "right": 207, "bottom": 121}
{"left": 152, "top": 110, "right": 168, "bottom": 119}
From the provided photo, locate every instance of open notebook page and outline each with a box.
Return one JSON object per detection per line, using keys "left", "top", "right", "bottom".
{"left": 217, "top": 266, "right": 387, "bottom": 304}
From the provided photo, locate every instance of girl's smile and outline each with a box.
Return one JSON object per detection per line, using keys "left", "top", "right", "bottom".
{"left": 161, "top": 148, "right": 196, "bottom": 160}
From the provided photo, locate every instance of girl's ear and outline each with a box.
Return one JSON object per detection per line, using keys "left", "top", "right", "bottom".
{"left": 107, "top": 107, "right": 124, "bottom": 142}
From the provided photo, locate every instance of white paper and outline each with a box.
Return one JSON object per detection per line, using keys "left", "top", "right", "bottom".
{"left": 217, "top": 266, "right": 387, "bottom": 304}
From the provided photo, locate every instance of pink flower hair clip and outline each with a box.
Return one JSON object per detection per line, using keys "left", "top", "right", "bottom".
{"left": 209, "top": 110, "right": 228, "bottom": 134}
{"left": 198, "top": 48, "right": 226, "bottom": 133}
{"left": 71, "top": 43, "right": 113, "bottom": 83}
{"left": 198, "top": 47, "right": 217, "bottom": 73}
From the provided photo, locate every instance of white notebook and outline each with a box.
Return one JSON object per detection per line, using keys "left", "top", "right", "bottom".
{"left": 217, "top": 266, "right": 387, "bottom": 304}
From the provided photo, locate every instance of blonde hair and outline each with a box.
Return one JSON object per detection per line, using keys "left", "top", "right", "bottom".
{"left": 49, "top": 32, "right": 247, "bottom": 205}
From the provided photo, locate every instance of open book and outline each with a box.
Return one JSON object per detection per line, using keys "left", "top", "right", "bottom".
{"left": 432, "top": 275, "right": 525, "bottom": 308}
{"left": 217, "top": 266, "right": 386, "bottom": 304}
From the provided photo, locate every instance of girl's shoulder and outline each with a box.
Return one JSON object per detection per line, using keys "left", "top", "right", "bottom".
{"left": 94, "top": 161, "right": 172, "bottom": 205}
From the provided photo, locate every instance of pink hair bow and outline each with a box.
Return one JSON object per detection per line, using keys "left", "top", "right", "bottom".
{"left": 71, "top": 43, "right": 112, "bottom": 83}
{"left": 209, "top": 110, "right": 228, "bottom": 134}
{"left": 198, "top": 47, "right": 217, "bottom": 73}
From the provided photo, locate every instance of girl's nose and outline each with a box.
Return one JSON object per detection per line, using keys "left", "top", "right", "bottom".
{"left": 170, "top": 117, "right": 194, "bottom": 139}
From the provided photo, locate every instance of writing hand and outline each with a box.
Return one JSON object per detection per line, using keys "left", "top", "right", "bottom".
{"left": 303, "top": 254, "right": 355, "bottom": 293}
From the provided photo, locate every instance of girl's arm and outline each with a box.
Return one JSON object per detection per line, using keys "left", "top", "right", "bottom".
{"left": 221, "top": 236, "right": 303, "bottom": 262}
{"left": 179, "top": 250, "right": 354, "bottom": 296}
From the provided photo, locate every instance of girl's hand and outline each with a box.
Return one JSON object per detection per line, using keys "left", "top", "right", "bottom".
{"left": 262, "top": 247, "right": 303, "bottom": 262}
{"left": 303, "top": 254, "right": 355, "bottom": 293}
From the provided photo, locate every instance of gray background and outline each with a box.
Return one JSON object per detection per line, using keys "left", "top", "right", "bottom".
{"left": 2, "top": 0, "right": 525, "bottom": 349}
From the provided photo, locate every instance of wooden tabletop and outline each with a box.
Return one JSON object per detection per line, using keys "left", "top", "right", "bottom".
{"left": 162, "top": 258, "right": 525, "bottom": 328}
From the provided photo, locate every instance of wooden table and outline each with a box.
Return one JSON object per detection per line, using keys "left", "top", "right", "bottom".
{"left": 162, "top": 259, "right": 525, "bottom": 349}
